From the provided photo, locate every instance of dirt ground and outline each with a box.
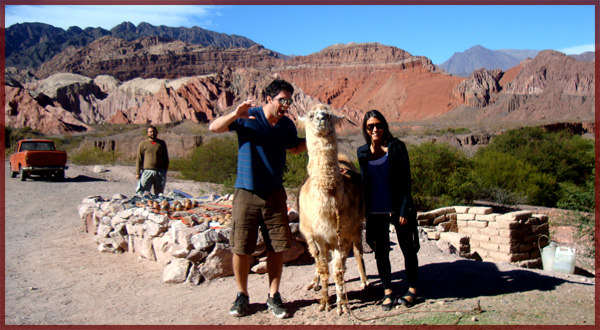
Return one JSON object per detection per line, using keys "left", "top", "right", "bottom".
{"left": 3, "top": 161, "right": 596, "bottom": 326}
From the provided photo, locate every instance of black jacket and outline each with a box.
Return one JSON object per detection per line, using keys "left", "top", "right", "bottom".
{"left": 357, "top": 138, "right": 416, "bottom": 222}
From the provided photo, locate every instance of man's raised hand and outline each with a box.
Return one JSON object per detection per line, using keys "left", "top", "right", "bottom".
{"left": 235, "top": 99, "right": 256, "bottom": 119}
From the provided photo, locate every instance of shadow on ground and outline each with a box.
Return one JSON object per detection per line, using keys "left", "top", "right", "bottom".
{"left": 392, "top": 260, "right": 590, "bottom": 302}
{"left": 66, "top": 175, "right": 107, "bottom": 182}
{"left": 13, "top": 174, "right": 107, "bottom": 183}
{"left": 290, "top": 258, "right": 592, "bottom": 313}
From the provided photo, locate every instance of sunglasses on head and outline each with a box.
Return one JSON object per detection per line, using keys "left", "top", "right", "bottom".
{"left": 366, "top": 123, "right": 385, "bottom": 131}
{"left": 277, "top": 98, "right": 294, "bottom": 105}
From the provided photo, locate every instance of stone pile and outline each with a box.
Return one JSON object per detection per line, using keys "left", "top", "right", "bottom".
{"left": 78, "top": 193, "right": 307, "bottom": 285}
{"left": 418, "top": 206, "right": 550, "bottom": 268}
{"left": 79, "top": 196, "right": 552, "bottom": 284}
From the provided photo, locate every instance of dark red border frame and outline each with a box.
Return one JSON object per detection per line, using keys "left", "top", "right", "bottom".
{"left": 0, "top": 2, "right": 598, "bottom": 330}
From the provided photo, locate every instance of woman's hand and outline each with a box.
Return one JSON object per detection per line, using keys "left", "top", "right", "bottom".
{"left": 398, "top": 216, "right": 408, "bottom": 225}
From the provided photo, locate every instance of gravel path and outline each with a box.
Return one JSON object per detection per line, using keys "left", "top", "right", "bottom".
{"left": 4, "top": 161, "right": 595, "bottom": 326}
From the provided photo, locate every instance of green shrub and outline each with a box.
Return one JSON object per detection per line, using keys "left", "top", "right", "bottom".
{"left": 485, "top": 127, "right": 594, "bottom": 186}
{"left": 178, "top": 136, "right": 239, "bottom": 185}
{"left": 471, "top": 149, "right": 557, "bottom": 206}
{"left": 408, "top": 141, "right": 475, "bottom": 210}
{"left": 70, "top": 147, "right": 122, "bottom": 165}
{"left": 283, "top": 151, "right": 309, "bottom": 188}
{"left": 175, "top": 135, "right": 310, "bottom": 192}
{"left": 556, "top": 169, "right": 595, "bottom": 212}
{"left": 435, "top": 127, "right": 471, "bottom": 135}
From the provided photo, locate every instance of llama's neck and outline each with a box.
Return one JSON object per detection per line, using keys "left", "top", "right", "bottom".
{"left": 306, "top": 133, "right": 341, "bottom": 191}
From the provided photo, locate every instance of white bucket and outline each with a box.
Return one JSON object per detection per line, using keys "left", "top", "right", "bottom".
{"left": 553, "top": 246, "right": 577, "bottom": 274}
{"left": 541, "top": 242, "right": 556, "bottom": 271}
{"left": 538, "top": 235, "right": 577, "bottom": 274}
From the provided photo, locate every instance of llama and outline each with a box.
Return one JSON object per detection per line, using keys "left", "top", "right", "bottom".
{"left": 298, "top": 104, "right": 369, "bottom": 315}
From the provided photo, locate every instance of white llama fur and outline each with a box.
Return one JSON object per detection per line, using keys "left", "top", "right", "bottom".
{"left": 298, "top": 104, "right": 369, "bottom": 315}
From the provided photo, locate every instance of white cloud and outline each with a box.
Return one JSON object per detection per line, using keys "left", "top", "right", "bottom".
{"left": 559, "top": 44, "right": 596, "bottom": 55}
{"left": 5, "top": 5, "right": 224, "bottom": 30}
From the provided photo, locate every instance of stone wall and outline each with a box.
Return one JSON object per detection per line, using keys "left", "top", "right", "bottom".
{"left": 79, "top": 196, "right": 551, "bottom": 285}
{"left": 78, "top": 193, "right": 306, "bottom": 285}
{"left": 418, "top": 206, "right": 550, "bottom": 268}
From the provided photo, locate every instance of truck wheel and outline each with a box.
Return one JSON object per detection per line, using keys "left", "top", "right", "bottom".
{"left": 54, "top": 170, "right": 65, "bottom": 182}
{"left": 20, "top": 167, "right": 27, "bottom": 181}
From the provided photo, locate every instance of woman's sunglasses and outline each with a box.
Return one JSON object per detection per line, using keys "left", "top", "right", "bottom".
{"left": 277, "top": 98, "right": 294, "bottom": 105}
{"left": 366, "top": 123, "right": 385, "bottom": 131}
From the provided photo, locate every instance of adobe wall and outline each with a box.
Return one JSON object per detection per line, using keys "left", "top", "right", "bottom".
{"left": 418, "top": 206, "right": 550, "bottom": 268}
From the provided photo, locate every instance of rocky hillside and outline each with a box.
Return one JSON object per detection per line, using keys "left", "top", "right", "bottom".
{"left": 4, "top": 37, "right": 595, "bottom": 137}
{"left": 438, "top": 50, "right": 595, "bottom": 126}
{"left": 34, "top": 36, "right": 285, "bottom": 81}
{"left": 278, "top": 43, "right": 464, "bottom": 124}
{"left": 6, "top": 22, "right": 259, "bottom": 69}
{"left": 438, "top": 45, "right": 593, "bottom": 77}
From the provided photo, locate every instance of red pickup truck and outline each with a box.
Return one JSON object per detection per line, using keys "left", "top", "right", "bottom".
{"left": 9, "top": 139, "right": 68, "bottom": 181}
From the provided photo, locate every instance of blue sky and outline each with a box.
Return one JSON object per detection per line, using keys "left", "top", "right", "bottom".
{"left": 4, "top": 4, "right": 596, "bottom": 64}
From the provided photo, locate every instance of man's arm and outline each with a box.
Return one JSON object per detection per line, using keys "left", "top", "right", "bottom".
{"left": 289, "top": 138, "right": 307, "bottom": 155}
{"left": 163, "top": 142, "right": 169, "bottom": 171}
{"left": 135, "top": 142, "right": 144, "bottom": 179}
{"left": 209, "top": 99, "right": 255, "bottom": 134}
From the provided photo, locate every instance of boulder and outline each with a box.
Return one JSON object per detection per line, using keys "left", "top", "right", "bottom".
{"left": 282, "top": 240, "right": 306, "bottom": 263}
{"left": 152, "top": 236, "right": 173, "bottom": 266}
{"left": 163, "top": 258, "right": 191, "bottom": 284}
{"left": 191, "top": 229, "right": 228, "bottom": 251}
{"left": 140, "top": 236, "right": 156, "bottom": 261}
{"left": 200, "top": 243, "right": 233, "bottom": 281}
{"left": 251, "top": 261, "right": 268, "bottom": 274}
{"left": 186, "top": 263, "right": 203, "bottom": 286}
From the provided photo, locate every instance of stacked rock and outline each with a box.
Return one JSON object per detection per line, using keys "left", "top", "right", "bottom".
{"left": 78, "top": 194, "right": 308, "bottom": 285}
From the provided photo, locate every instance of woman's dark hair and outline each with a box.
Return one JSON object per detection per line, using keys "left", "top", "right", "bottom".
{"left": 362, "top": 110, "right": 394, "bottom": 146}
{"left": 264, "top": 79, "right": 294, "bottom": 99}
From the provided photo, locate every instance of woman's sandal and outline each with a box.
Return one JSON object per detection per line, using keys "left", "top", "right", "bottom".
{"left": 381, "top": 293, "right": 395, "bottom": 311}
{"left": 397, "top": 290, "right": 416, "bottom": 308}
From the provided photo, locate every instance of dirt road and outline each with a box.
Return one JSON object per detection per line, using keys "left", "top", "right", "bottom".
{"left": 3, "top": 161, "right": 595, "bottom": 326}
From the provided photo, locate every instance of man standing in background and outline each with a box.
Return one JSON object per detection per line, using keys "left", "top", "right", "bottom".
{"left": 136, "top": 126, "right": 169, "bottom": 195}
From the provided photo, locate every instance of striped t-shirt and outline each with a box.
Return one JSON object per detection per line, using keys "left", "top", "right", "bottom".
{"left": 229, "top": 107, "right": 301, "bottom": 192}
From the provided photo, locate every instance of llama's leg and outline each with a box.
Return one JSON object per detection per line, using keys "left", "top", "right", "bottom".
{"left": 305, "top": 239, "right": 322, "bottom": 291}
{"left": 332, "top": 247, "right": 350, "bottom": 315}
{"left": 307, "top": 269, "right": 321, "bottom": 291}
{"left": 316, "top": 252, "right": 331, "bottom": 311}
{"left": 353, "top": 242, "right": 370, "bottom": 289}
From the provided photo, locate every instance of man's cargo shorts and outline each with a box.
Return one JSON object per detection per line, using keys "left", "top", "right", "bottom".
{"left": 230, "top": 186, "right": 292, "bottom": 255}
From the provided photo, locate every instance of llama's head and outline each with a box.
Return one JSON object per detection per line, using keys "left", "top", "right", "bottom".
{"left": 299, "top": 104, "right": 345, "bottom": 137}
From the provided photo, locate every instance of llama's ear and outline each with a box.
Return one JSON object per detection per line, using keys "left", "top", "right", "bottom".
{"left": 331, "top": 114, "right": 346, "bottom": 127}
{"left": 297, "top": 116, "right": 306, "bottom": 128}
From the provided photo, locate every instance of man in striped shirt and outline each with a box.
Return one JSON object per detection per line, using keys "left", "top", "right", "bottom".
{"left": 209, "top": 79, "right": 306, "bottom": 319}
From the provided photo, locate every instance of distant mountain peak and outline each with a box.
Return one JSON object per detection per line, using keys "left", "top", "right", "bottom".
{"left": 439, "top": 45, "right": 525, "bottom": 77}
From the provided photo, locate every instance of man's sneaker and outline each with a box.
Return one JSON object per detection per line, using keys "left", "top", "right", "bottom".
{"left": 266, "top": 292, "right": 288, "bottom": 319}
{"left": 230, "top": 292, "right": 249, "bottom": 317}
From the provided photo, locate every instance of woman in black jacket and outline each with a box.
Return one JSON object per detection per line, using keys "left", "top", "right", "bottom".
{"left": 357, "top": 110, "right": 420, "bottom": 310}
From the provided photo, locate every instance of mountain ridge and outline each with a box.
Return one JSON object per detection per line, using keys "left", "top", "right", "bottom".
{"left": 5, "top": 21, "right": 260, "bottom": 68}
{"left": 4, "top": 23, "right": 595, "bottom": 136}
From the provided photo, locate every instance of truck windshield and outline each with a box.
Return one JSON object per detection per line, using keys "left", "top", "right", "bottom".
{"left": 20, "top": 142, "right": 56, "bottom": 151}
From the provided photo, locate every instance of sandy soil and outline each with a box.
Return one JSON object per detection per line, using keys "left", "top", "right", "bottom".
{"left": 4, "top": 161, "right": 596, "bottom": 326}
